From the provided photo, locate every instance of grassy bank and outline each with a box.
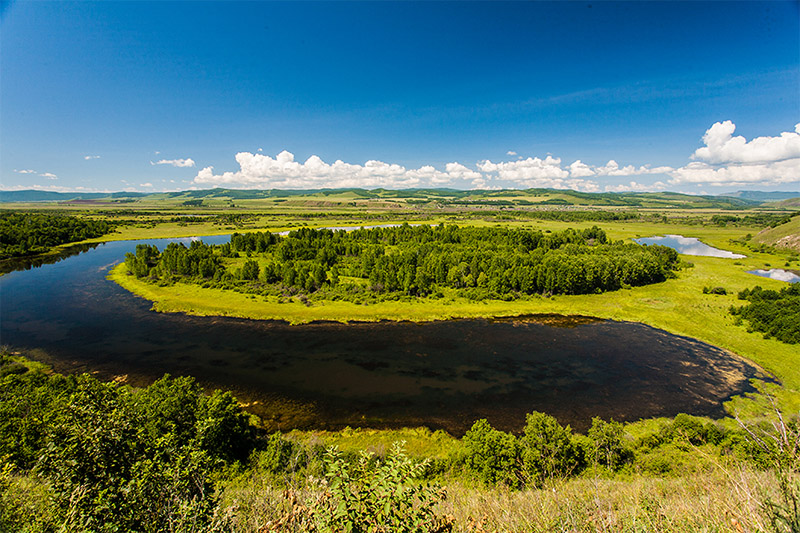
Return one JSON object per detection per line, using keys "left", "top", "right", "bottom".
{"left": 109, "top": 240, "right": 800, "bottom": 409}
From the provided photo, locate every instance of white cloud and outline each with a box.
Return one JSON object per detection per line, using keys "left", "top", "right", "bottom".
{"left": 1, "top": 184, "right": 108, "bottom": 193}
{"left": 152, "top": 158, "right": 196, "bottom": 168}
{"left": 693, "top": 121, "right": 800, "bottom": 164}
{"left": 40, "top": 172, "right": 58, "bottom": 180}
{"left": 193, "top": 151, "right": 477, "bottom": 189}
{"left": 476, "top": 156, "right": 600, "bottom": 191}
{"left": 478, "top": 156, "right": 568, "bottom": 180}
{"left": 593, "top": 160, "right": 674, "bottom": 177}
{"left": 604, "top": 180, "right": 667, "bottom": 192}
{"left": 669, "top": 158, "right": 800, "bottom": 186}
{"left": 84, "top": 155, "right": 101, "bottom": 160}
{"left": 668, "top": 121, "right": 800, "bottom": 187}
{"left": 139, "top": 182, "right": 154, "bottom": 187}
{"left": 187, "top": 122, "right": 799, "bottom": 192}
{"left": 444, "top": 162, "right": 482, "bottom": 181}
{"left": 568, "top": 160, "right": 595, "bottom": 178}
{"left": 14, "top": 169, "right": 36, "bottom": 174}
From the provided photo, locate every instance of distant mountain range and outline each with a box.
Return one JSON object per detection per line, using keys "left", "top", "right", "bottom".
{"left": 0, "top": 190, "right": 148, "bottom": 202}
{"left": 1, "top": 187, "right": 797, "bottom": 207}
{"left": 724, "top": 191, "right": 800, "bottom": 202}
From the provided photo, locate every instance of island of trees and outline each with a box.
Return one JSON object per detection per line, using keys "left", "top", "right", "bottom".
{"left": 123, "top": 224, "right": 680, "bottom": 302}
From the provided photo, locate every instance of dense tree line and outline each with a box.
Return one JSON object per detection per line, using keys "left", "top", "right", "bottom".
{"left": 710, "top": 212, "right": 799, "bottom": 228}
{"left": 731, "top": 284, "right": 800, "bottom": 344}
{"left": 125, "top": 224, "right": 679, "bottom": 300}
{"left": 0, "top": 212, "right": 112, "bottom": 259}
{"left": 516, "top": 210, "right": 640, "bottom": 222}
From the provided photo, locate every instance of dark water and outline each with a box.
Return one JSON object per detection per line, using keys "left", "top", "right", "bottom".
{"left": 0, "top": 237, "right": 768, "bottom": 434}
{"left": 634, "top": 235, "right": 746, "bottom": 259}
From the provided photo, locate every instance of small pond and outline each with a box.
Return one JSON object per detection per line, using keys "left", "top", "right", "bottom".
{"left": 634, "top": 235, "right": 746, "bottom": 259}
{"left": 0, "top": 236, "right": 769, "bottom": 434}
{"left": 747, "top": 269, "right": 800, "bottom": 283}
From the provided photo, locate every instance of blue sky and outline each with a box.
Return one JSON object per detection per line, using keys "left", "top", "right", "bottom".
{"left": 1, "top": 1, "right": 799, "bottom": 194}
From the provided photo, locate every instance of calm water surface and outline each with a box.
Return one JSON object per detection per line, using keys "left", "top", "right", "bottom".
{"left": 0, "top": 237, "right": 767, "bottom": 433}
{"left": 747, "top": 269, "right": 800, "bottom": 283}
{"left": 634, "top": 235, "right": 746, "bottom": 259}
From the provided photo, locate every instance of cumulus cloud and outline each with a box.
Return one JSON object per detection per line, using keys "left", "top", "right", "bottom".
{"left": 84, "top": 155, "right": 101, "bottom": 160}
{"left": 152, "top": 158, "right": 196, "bottom": 168}
{"left": 604, "top": 180, "right": 666, "bottom": 192}
{"left": 693, "top": 121, "right": 800, "bottom": 164}
{"left": 477, "top": 156, "right": 601, "bottom": 191}
{"left": 40, "top": 173, "right": 58, "bottom": 180}
{"left": 14, "top": 169, "right": 36, "bottom": 174}
{"left": 194, "top": 151, "right": 484, "bottom": 189}
{"left": 669, "top": 159, "right": 800, "bottom": 186}
{"left": 478, "top": 156, "right": 568, "bottom": 180}
{"left": 188, "top": 122, "right": 799, "bottom": 192}
{"left": 594, "top": 160, "right": 674, "bottom": 176}
{"left": 568, "top": 160, "right": 595, "bottom": 178}
{"left": 140, "top": 182, "right": 154, "bottom": 187}
{"left": 669, "top": 121, "right": 800, "bottom": 187}
{"left": 566, "top": 159, "right": 673, "bottom": 179}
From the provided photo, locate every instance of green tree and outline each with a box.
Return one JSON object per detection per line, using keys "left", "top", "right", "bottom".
{"left": 520, "top": 411, "right": 581, "bottom": 485}
{"left": 587, "top": 417, "right": 632, "bottom": 470}
{"left": 461, "top": 419, "right": 520, "bottom": 487}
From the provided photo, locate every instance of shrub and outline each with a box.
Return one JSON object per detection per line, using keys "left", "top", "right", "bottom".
{"left": 520, "top": 411, "right": 582, "bottom": 485}
{"left": 702, "top": 286, "right": 728, "bottom": 295}
{"left": 461, "top": 419, "right": 521, "bottom": 487}
{"left": 314, "top": 442, "right": 452, "bottom": 532}
{"left": 587, "top": 417, "right": 632, "bottom": 471}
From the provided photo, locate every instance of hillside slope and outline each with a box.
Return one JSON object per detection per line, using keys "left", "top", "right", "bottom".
{"left": 753, "top": 216, "right": 800, "bottom": 251}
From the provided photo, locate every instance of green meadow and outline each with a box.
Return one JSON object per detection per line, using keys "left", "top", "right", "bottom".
{"left": 3, "top": 191, "right": 800, "bottom": 531}
{"left": 108, "top": 217, "right": 800, "bottom": 413}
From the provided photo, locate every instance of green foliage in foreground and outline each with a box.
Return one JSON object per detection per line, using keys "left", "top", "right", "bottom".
{"left": 125, "top": 224, "right": 679, "bottom": 302}
{"left": 0, "top": 212, "right": 112, "bottom": 259}
{"left": 1, "top": 354, "right": 797, "bottom": 532}
{"left": 0, "top": 358, "right": 255, "bottom": 532}
{"left": 312, "top": 443, "right": 451, "bottom": 533}
{"left": 732, "top": 284, "right": 800, "bottom": 344}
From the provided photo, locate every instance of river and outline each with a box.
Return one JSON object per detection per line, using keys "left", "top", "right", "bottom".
{"left": 0, "top": 236, "right": 766, "bottom": 433}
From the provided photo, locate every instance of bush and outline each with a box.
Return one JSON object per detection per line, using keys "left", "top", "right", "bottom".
{"left": 259, "top": 432, "right": 300, "bottom": 475}
{"left": 520, "top": 411, "right": 582, "bottom": 485}
{"left": 702, "top": 286, "right": 728, "bottom": 295}
{"left": 314, "top": 442, "right": 452, "bottom": 532}
{"left": 461, "top": 419, "right": 521, "bottom": 487}
{"left": 587, "top": 417, "right": 632, "bottom": 471}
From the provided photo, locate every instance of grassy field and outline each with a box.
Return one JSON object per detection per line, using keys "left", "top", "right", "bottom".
{"left": 8, "top": 199, "right": 800, "bottom": 418}
{"left": 109, "top": 218, "right": 800, "bottom": 406}
{"left": 752, "top": 215, "right": 800, "bottom": 251}
{"left": 6, "top": 196, "right": 800, "bottom": 531}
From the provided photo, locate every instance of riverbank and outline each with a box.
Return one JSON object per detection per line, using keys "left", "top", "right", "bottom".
{"left": 109, "top": 250, "right": 800, "bottom": 413}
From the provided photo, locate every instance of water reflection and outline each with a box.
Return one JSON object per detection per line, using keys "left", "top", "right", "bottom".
{"left": 0, "top": 235, "right": 768, "bottom": 434}
{"left": 0, "top": 242, "right": 101, "bottom": 275}
{"left": 747, "top": 269, "right": 800, "bottom": 283}
{"left": 634, "top": 235, "right": 746, "bottom": 259}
